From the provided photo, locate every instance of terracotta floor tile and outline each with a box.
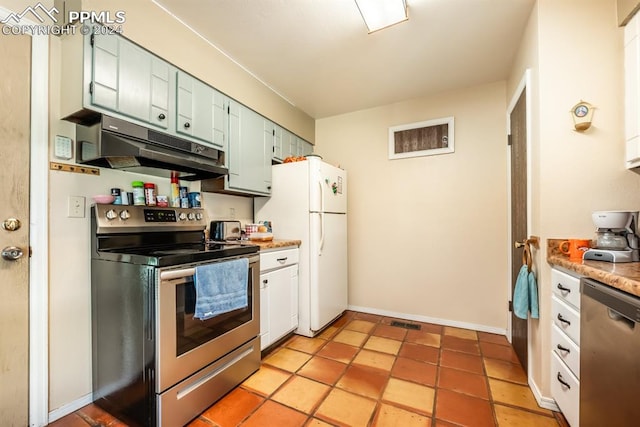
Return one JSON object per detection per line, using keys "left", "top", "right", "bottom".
{"left": 435, "top": 388, "right": 495, "bottom": 427}
{"left": 317, "top": 326, "right": 339, "bottom": 340}
{"left": 399, "top": 342, "right": 439, "bottom": 364}
{"left": 391, "top": 357, "right": 437, "bottom": 387}
{"left": 478, "top": 331, "right": 511, "bottom": 346}
{"left": 272, "top": 376, "right": 331, "bottom": 414}
{"left": 441, "top": 335, "right": 481, "bottom": 355}
{"left": 306, "top": 418, "right": 336, "bottom": 427}
{"left": 353, "top": 349, "right": 396, "bottom": 371}
{"left": 240, "top": 400, "right": 308, "bottom": 427}
{"left": 415, "top": 322, "right": 444, "bottom": 335}
{"left": 488, "top": 379, "right": 552, "bottom": 415}
{"left": 330, "top": 313, "right": 352, "bottom": 329}
{"left": 437, "top": 366, "right": 489, "bottom": 399}
{"left": 47, "top": 413, "right": 91, "bottom": 427}
{"left": 317, "top": 341, "right": 359, "bottom": 363}
{"left": 315, "top": 388, "right": 377, "bottom": 427}
{"left": 372, "top": 403, "right": 431, "bottom": 427}
{"left": 494, "top": 404, "right": 560, "bottom": 426}
{"left": 372, "top": 324, "right": 408, "bottom": 340}
{"left": 353, "top": 312, "right": 383, "bottom": 323}
{"left": 382, "top": 377, "right": 435, "bottom": 415}
{"left": 344, "top": 319, "right": 376, "bottom": 333}
{"left": 363, "top": 336, "right": 402, "bottom": 355}
{"left": 286, "top": 335, "right": 328, "bottom": 354}
{"left": 335, "top": 364, "right": 389, "bottom": 399}
{"left": 186, "top": 417, "right": 215, "bottom": 427}
{"left": 405, "top": 330, "right": 442, "bottom": 348}
{"left": 242, "top": 365, "right": 292, "bottom": 396}
{"left": 440, "top": 349, "right": 484, "bottom": 374}
{"left": 298, "top": 356, "right": 348, "bottom": 385}
{"left": 333, "top": 329, "right": 368, "bottom": 347}
{"left": 443, "top": 326, "right": 478, "bottom": 340}
{"left": 77, "top": 404, "right": 121, "bottom": 426}
{"left": 483, "top": 358, "right": 528, "bottom": 384}
{"left": 201, "top": 387, "right": 264, "bottom": 427}
{"left": 481, "top": 341, "right": 521, "bottom": 363}
{"left": 263, "top": 347, "right": 313, "bottom": 372}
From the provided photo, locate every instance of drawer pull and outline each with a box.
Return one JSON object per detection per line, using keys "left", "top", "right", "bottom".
{"left": 556, "top": 372, "right": 571, "bottom": 389}
{"left": 557, "top": 313, "right": 571, "bottom": 326}
{"left": 556, "top": 344, "right": 570, "bottom": 353}
{"left": 557, "top": 283, "right": 571, "bottom": 293}
{"left": 276, "top": 257, "right": 288, "bottom": 263}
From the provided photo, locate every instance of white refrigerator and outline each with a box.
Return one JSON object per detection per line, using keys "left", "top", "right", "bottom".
{"left": 254, "top": 156, "right": 347, "bottom": 337}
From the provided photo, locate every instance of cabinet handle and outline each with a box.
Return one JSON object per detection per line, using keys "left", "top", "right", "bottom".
{"left": 556, "top": 372, "right": 571, "bottom": 389}
{"left": 557, "top": 313, "right": 571, "bottom": 326}
{"left": 261, "top": 278, "right": 268, "bottom": 289}
{"left": 557, "top": 283, "right": 571, "bottom": 292}
{"left": 276, "top": 257, "right": 288, "bottom": 263}
{"left": 556, "top": 344, "right": 570, "bottom": 353}
{"left": 158, "top": 113, "right": 166, "bottom": 121}
{"left": 184, "top": 122, "right": 191, "bottom": 129}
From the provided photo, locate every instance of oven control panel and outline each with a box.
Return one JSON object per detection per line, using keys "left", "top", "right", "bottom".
{"left": 93, "top": 204, "right": 206, "bottom": 233}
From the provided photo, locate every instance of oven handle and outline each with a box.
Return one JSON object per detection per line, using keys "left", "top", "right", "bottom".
{"left": 159, "top": 255, "right": 259, "bottom": 282}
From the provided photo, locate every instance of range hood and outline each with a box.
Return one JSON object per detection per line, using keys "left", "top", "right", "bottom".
{"left": 76, "top": 115, "right": 228, "bottom": 181}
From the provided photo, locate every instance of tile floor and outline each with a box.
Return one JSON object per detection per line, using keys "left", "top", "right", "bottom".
{"left": 49, "top": 311, "right": 569, "bottom": 427}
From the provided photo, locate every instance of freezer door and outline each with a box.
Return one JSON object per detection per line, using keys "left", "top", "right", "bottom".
{"left": 309, "top": 159, "right": 347, "bottom": 214}
{"left": 309, "top": 212, "right": 348, "bottom": 331}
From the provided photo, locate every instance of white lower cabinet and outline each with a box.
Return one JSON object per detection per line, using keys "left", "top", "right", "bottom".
{"left": 550, "top": 267, "right": 581, "bottom": 426}
{"left": 259, "top": 248, "right": 299, "bottom": 350}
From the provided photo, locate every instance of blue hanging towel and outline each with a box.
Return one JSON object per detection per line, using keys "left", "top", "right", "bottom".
{"left": 194, "top": 258, "right": 249, "bottom": 320}
{"left": 513, "top": 264, "right": 539, "bottom": 319}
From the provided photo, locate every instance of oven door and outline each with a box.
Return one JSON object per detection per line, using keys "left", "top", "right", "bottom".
{"left": 157, "top": 253, "right": 260, "bottom": 392}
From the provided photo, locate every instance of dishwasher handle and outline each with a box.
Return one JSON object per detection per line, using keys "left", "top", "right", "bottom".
{"left": 608, "top": 308, "right": 636, "bottom": 330}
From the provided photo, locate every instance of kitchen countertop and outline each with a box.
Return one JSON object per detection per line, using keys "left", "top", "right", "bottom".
{"left": 247, "top": 239, "right": 301, "bottom": 252}
{"left": 547, "top": 239, "right": 640, "bottom": 298}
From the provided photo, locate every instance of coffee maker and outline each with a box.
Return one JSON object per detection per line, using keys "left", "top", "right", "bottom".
{"left": 583, "top": 211, "right": 640, "bottom": 262}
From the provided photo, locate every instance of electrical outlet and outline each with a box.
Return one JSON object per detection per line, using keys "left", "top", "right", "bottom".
{"left": 68, "top": 196, "right": 85, "bottom": 218}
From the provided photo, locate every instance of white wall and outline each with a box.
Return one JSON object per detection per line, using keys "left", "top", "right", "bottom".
{"left": 316, "top": 81, "right": 510, "bottom": 331}
{"left": 507, "top": 0, "right": 640, "bottom": 401}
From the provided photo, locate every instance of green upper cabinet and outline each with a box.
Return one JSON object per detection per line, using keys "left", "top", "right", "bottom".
{"left": 91, "top": 33, "right": 171, "bottom": 130}
{"left": 176, "top": 71, "right": 225, "bottom": 150}
{"left": 215, "top": 101, "right": 272, "bottom": 196}
{"left": 272, "top": 126, "right": 313, "bottom": 162}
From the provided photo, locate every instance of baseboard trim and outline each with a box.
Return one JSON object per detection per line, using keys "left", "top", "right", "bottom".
{"left": 48, "top": 393, "right": 93, "bottom": 423}
{"left": 347, "top": 305, "right": 507, "bottom": 335}
{"left": 529, "top": 376, "right": 560, "bottom": 412}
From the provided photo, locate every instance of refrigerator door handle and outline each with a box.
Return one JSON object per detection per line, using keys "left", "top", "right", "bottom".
{"left": 318, "top": 179, "right": 325, "bottom": 255}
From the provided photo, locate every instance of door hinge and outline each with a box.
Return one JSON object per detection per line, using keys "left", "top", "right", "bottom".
{"left": 90, "top": 33, "right": 94, "bottom": 46}
{"left": 507, "top": 134, "right": 512, "bottom": 146}
{"left": 89, "top": 82, "right": 94, "bottom": 95}
{"left": 508, "top": 300, "right": 513, "bottom": 312}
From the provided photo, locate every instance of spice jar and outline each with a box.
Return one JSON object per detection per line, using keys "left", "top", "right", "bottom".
{"left": 144, "top": 182, "right": 156, "bottom": 206}
{"left": 132, "top": 181, "right": 145, "bottom": 206}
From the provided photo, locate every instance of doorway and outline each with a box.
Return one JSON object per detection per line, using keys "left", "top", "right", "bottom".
{"left": 508, "top": 71, "right": 530, "bottom": 372}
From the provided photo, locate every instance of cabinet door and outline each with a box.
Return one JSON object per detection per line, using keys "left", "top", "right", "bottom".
{"left": 227, "top": 105, "right": 271, "bottom": 195}
{"left": 263, "top": 265, "right": 298, "bottom": 345}
{"left": 626, "top": 14, "right": 640, "bottom": 166}
{"left": 273, "top": 125, "right": 283, "bottom": 161}
{"left": 176, "top": 72, "right": 224, "bottom": 149}
{"left": 301, "top": 140, "right": 314, "bottom": 156}
{"left": 259, "top": 279, "right": 270, "bottom": 350}
{"left": 91, "top": 33, "right": 170, "bottom": 129}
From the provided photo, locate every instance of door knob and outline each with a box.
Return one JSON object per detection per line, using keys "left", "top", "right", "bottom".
{"left": 2, "top": 218, "right": 21, "bottom": 231}
{"left": 2, "top": 246, "right": 23, "bottom": 261}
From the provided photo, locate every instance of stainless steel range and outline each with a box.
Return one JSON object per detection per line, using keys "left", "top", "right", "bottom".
{"left": 90, "top": 204, "right": 260, "bottom": 427}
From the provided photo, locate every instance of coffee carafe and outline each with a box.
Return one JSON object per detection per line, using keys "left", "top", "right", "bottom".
{"left": 583, "top": 211, "right": 640, "bottom": 262}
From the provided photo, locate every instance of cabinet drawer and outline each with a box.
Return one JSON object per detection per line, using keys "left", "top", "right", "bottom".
{"left": 552, "top": 296, "right": 580, "bottom": 345}
{"left": 551, "top": 324, "right": 580, "bottom": 379}
{"left": 260, "top": 248, "right": 299, "bottom": 272}
{"left": 551, "top": 268, "right": 581, "bottom": 309}
{"left": 551, "top": 352, "right": 579, "bottom": 427}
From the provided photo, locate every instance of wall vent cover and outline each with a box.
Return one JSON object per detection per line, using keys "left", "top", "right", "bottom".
{"left": 390, "top": 321, "right": 421, "bottom": 330}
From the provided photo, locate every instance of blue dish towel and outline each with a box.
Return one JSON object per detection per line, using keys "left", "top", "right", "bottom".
{"left": 194, "top": 258, "right": 249, "bottom": 320}
{"left": 513, "top": 265, "right": 540, "bottom": 320}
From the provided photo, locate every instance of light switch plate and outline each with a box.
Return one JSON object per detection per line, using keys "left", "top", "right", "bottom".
{"left": 68, "top": 196, "right": 85, "bottom": 218}
{"left": 54, "top": 135, "right": 73, "bottom": 160}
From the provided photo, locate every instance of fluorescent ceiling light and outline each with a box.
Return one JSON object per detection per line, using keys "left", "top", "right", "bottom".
{"left": 354, "top": 0, "right": 408, "bottom": 33}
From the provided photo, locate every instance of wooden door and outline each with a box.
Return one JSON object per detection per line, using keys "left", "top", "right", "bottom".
{"left": 510, "top": 89, "right": 528, "bottom": 370}
{"left": 0, "top": 26, "right": 31, "bottom": 425}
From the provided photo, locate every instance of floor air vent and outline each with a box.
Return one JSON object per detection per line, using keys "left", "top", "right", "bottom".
{"left": 390, "top": 321, "right": 421, "bottom": 330}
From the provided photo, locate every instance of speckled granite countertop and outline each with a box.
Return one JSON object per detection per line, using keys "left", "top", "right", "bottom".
{"left": 547, "top": 239, "right": 640, "bottom": 297}
{"left": 248, "top": 239, "right": 301, "bottom": 252}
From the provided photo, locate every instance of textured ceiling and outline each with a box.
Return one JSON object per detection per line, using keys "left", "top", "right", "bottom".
{"left": 153, "top": 0, "right": 535, "bottom": 119}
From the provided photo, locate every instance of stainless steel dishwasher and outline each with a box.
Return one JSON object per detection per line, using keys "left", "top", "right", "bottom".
{"left": 581, "top": 277, "right": 640, "bottom": 426}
